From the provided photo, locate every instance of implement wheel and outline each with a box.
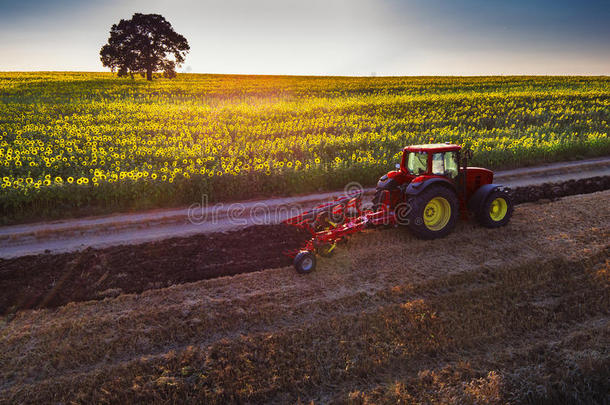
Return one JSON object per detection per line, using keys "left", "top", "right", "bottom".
{"left": 407, "top": 185, "right": 459, "bottom": 239}
{"left": 477, "top": 190, "right": 513, "bottom": 228}
{"left": 294, "top": 251, "right": 316, "bottom": 274}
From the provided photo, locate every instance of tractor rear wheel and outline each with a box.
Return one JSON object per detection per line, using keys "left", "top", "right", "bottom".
{"left": 476, "top": 189, "right": 513, "bottom": 228}
{"left": 406, "top": 185, "right": 459, "bottom": 239}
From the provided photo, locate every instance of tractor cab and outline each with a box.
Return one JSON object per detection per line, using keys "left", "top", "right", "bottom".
{"left": 400, "top": 143, "right": 495, "bottom": 199}
{"left": 377, "top": 143, "right": 495, "bottom": 204}
{"left": 401, "top": 143, "right": 461, "bottom": 180}
{"left": 379, "top": 143, "right": 464, "bottom": 188}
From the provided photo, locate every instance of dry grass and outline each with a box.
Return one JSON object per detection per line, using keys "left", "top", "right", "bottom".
{"left": 1, "top": 191, "right": 609, "bottom": 404}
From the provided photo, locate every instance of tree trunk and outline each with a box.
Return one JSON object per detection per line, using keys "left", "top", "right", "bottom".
{"left": 146, "top": 68, "right": 153, "bottom": 81}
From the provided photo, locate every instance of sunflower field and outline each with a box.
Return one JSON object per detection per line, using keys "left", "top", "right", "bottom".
{"left": 1, "top": 72, "right": 609, "bottom": 223}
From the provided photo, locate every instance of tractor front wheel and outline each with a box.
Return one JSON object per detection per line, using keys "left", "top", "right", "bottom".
{"left": 406, "top": 186, "right": 459, "bottom": 239}
{"left": 476, "top": 190, "right": 513, "bottom": 228}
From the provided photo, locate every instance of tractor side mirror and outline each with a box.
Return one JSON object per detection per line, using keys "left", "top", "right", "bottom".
{"left": 395, "top": 163, "right": 401, "bottom": 170}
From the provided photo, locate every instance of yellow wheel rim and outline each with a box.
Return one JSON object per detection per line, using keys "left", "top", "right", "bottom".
{"left": 423, "top": 197, "right": 451, "bottom": 231}
{"left": 489, "top": 197, "right": 508, "bottom": 221}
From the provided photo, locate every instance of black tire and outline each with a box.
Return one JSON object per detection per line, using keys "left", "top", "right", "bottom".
{"left": 476, "top": 189, "right": 513, "bottom": 228}
{"left": 294, "top": 251, "right": 316, "bottom": 274}
{"left": 406, "top": 185, "right": 459, "bottom": 239}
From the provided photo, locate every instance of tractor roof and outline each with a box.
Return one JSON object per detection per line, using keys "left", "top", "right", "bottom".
{"left": 404, "top": 143, "right": 461, "bottom": 153}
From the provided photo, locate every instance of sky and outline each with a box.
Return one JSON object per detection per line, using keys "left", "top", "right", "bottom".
{"left": 0, "top": 0, "right": 609, "bottom": 76}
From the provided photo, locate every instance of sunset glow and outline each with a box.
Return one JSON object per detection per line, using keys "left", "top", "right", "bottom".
{"left": 1, "top": 0, "right": 608, "bottom": 75}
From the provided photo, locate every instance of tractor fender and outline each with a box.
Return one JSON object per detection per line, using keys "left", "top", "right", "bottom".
{"left": 403, "top": 177, "right": 456, "bottom": 196}
{"left": 467, "top": 184, "right": 509, "bottom": 213}
{"left": 376, "top": 174, "right": 398, "bottom": 190}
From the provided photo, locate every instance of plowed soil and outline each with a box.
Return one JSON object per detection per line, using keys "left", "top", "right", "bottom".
{"left": 0, "top": 225, "right": 309, "bottom": 314}
{"left": 0, "top": 176, "right": 608, "bottom": 316}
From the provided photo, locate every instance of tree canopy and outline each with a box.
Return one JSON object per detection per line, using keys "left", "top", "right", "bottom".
{"left": 100, "top": 13, "right": 190, "bottom": 80}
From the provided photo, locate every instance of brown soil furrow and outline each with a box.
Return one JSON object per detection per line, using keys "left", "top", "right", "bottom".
{"left": 0, "top": 224, "right": 310, "bottom": 314}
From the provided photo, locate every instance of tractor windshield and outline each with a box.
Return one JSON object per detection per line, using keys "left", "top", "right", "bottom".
{"left": 406, "top": 152, "right": 428, "bottom": 175}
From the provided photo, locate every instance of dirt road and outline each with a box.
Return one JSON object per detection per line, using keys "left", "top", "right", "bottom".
{"left": 1, "top": 156, "right": 609, "bottom": 259}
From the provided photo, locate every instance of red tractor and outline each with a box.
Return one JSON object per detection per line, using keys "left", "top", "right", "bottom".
{"left": 284, "top": 143, "right": 513, "bottom": 273}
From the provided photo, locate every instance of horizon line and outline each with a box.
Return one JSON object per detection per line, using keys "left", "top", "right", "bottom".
{"left": 1, "top": 70, "right": 609, "bottom": 78}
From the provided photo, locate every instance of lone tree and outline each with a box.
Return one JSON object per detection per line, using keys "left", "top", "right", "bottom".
{"left": 100, "top": 13, "right": 189, "bottom": 80}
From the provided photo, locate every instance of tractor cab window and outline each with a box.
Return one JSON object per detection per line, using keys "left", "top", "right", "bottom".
{"left": 406, "top": 152, "right": 428, "bottom": 175}
{"left": 444, "top": 152, "right": 459, "bottom": 178}
{"left": 432, "top": 152, "right": 459, "bottom": 179}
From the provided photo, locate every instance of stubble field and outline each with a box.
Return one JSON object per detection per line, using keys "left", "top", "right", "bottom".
{"left": 1, "top": 190, "right": 608, "bottom": 404}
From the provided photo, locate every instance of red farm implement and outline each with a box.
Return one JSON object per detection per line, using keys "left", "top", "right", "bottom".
{"left": 283, "top": 143, "right": 514, "bottom": 273}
